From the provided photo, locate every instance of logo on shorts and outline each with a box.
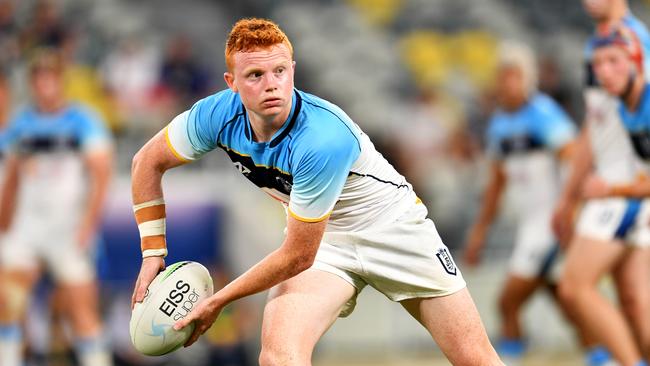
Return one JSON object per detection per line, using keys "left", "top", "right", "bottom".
{"left": 436, "top": 248, "right": 457, "bottom": 276}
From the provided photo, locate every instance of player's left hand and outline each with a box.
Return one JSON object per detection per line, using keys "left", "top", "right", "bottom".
{"left": 173, "top": 295, "right": 225, "bottom": 347}
{"left": 582, "top": 174, "right": 610, "bottom": 199}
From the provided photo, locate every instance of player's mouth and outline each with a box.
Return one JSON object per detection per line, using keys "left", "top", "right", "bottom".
{"left": 262, "top": 97, "right": 283, "bottom": 108}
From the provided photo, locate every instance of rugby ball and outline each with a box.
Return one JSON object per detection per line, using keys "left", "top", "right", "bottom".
{"left": 129, "top": 261, "right": 214, "bottom": 356}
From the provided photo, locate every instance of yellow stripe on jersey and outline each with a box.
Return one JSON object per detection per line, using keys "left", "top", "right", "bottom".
{"left": 288, "top": 208, "right": 331, "bottom": 223}
{"left": 164, "top": 126, "right": 191, "bottom": 163}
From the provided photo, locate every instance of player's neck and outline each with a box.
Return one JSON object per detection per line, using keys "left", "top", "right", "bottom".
{"left": 624, "top": 77, "right": 645, "bottom": 112}
{"left": 36, "top": 98, "right": 66, "bottom": 114}
{"left": 247, "top": 103, "right": 292, "bottom": 143}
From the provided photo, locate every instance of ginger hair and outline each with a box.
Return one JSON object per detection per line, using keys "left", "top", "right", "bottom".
{"left": 225, "top": 18, "right": 293, "bottom": 71}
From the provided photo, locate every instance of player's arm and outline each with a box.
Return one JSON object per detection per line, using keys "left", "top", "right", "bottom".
{"left": 131, "top": 128, "right": 189, "bottom": 307}
{"left": 78, "top": 148, "right": 113, "bottom": 247}
{"left": 463, "top": 159, "right": 506, "bottom": 267}
{"left": 175, "top": 214, "right": 327, "bottom": 346}
{"left": 0, "top": 155, "right": 20, "bottom": 233}
{"left": 131, "top": 95, "right": 221, "bottom": 307}
{"left": 174, "top": 122, "right": 360, "bottom": 346}
{"left": 582, "top": 175, "right": 650, "bottom": 198}
{"left": 552, "top": 127, "right": 592, "bottom": 246}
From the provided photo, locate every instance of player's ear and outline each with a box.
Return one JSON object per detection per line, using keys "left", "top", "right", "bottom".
{"left": 292, "top": 60, "right": 296, "bottom": 71}
{"left": 224, "top": 72, "right": 238, "bottom": 93}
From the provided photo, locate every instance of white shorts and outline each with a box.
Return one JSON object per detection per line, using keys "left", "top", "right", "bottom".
{"left": 576, "top": 198, "right": 650, "bottom": 247}
{"left": 312, "top": 203, "right": 466, "bottom": 317}
{"left": 0, "top": 214, "right": 96, "bottom": 284}
{"left": 509, "top": 212, "right": 560, "bottom": 280}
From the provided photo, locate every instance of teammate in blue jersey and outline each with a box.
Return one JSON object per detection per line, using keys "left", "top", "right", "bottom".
{"left": 0, "top": 50, "right": 114, "bottom": 366}
{"left": 130, "top": 18, "right": 504, "bottom": 366}
{"left": 554, "top": 1, "right": 650, "bottom": 365}
{"left": 463, "top": 42, "right": 585, "bottom": 362}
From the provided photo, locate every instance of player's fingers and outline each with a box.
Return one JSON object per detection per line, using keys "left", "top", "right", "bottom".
{"left": 183, "top": 323, "right": 203, "bottom": 347}
{"left": 131, "top": 278, "right": 141, "bottom": 309}
{"left": 134, "top": 276, "right": 151, "bottom": 303}
{"left": 173, "top": 316, "right": 192, "bottom": 331}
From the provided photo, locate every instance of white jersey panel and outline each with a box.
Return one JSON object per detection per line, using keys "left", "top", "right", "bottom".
{"left": 585, "top": 89, "right": 641, "bottom": 184}
{"left": 327, "top": 131, "right": 417, "bottom": 232}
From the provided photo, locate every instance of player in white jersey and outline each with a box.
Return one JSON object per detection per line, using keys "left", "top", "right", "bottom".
{"left": 0, "top": 50, "right": 114, "bottom": 366}
{"left": 130, "top": 18, "right": 504, "bottom": 366}
{"left": 463, "top": 42, "right": 588, "bottom": 362}
{"left": 554, "top": 1, "right": 650, "bottom": 366}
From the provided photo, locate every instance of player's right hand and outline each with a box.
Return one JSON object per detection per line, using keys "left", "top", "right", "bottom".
{"left": 463, "top": 229, "right": 485, "bottom": 267}
{"left": 131, "top": 256, "right": 165, "bottom": 309}
{"left": 552, "top": 200, "right": 574, "bottom": 249}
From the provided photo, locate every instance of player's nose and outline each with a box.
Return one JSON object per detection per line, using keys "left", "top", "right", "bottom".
{"left": 263, "top": 73, "right": 278, "bottom": 92}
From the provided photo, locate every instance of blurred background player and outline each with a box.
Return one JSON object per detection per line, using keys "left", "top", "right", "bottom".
{"left": 564, "top": 23, "right": 650, "bottom": 366}
{"left": 0, "top": 49, "right": 114, "bottom": 366}
{"left": 554, "top": 1, "right": 650, "bottom": 366}
{"left": 462, "top": 41, "right": 580, "bottom": 363}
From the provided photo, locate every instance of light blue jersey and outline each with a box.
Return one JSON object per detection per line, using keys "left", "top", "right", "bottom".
{"left": 168, "top": 89, "right": 418, "bottom": 231}
{"left": 486, "top": 93, "right": 576, "bottom": 214}
{"left": 4, "top": 103, "right": 111, "bottom": 215}
{"left": 5, "top": 104, "right": 110, "bottom": 155}
{"left": 619, "top": 84, "right": 650, "bottom": 163}
{"left": 487, "top": 93, "right": 576, "bottom": 158}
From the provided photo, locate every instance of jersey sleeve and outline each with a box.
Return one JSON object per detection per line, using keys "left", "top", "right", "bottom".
{"left": 2, "top": 109, "right": 27, "bottom": 155}
{"left": 76, "top": 106, "right": 112, "bottom": 151}
{"left": 535, "top": 97, "right": 577, "bottom": 150}
{"left": 288, "top": 131, "right": 361, "bottom": 222}
{"left": 165, "top": 91, "right": 230, "bottom": 161}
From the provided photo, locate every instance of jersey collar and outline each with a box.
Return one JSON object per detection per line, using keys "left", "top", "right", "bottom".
{"left": 244, "top": 89, "right": 302, "bottom": 148}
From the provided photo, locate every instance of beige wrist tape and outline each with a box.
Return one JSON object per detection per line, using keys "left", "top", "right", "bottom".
{"left": 134, "top": 198, "right": 167, "bottom": 258}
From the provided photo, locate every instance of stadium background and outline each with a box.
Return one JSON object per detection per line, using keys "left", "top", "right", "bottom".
{"left": 1, "top": 0, "right": 647, "bottom": 365}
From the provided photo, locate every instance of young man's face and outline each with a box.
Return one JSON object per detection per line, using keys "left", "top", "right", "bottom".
{"left": 224, "top": 43, "right": 295, "bottom": 122}
{"left": 593, "top": 45, "right": 636, "bottom": 96}
{"left": 30, "top": 69, "right": 65, "bottom": 108}
{"left": 496, "top": 65, "right": 527, "bottom": 110}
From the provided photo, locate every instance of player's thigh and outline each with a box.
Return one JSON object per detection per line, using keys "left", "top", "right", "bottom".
{"left": 58, "top": 281, "right": 101, "bottom": 336}
{"left": 561, "top": 235, "right": 626, "bottom": 287}
{"left": 401, "top": 288, "right": 500, "bottom": 365}
{"left": 261, "top": 269, "right": 356, "bottom": 354}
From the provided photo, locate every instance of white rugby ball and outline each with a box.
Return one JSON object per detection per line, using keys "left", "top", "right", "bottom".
{"left": 130, "top": 261, "right": 214, "bottom": 356}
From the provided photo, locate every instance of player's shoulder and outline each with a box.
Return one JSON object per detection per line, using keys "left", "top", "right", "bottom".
{"left": 295, "top": 90, "right": 360, "bottom": 145}
{"left": 66, "top": 103, "right": 103, "bottom": 123}
{"left": 6, "top": 104, "right": 38, "bottom": 132}
{"left": 299, "top": 90, "right": 351, "bottom": 121}
{"left": 486, "top": 106, "right": 510, "bottom": 133}
{"left": 189, "top": 88, "right": 243, "bottom": 123}
{"left": 527, "top": 93, "right": 566, "bottom": 118}
{"left": 623, "top": 13, "right": 650, "bottom": 38}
